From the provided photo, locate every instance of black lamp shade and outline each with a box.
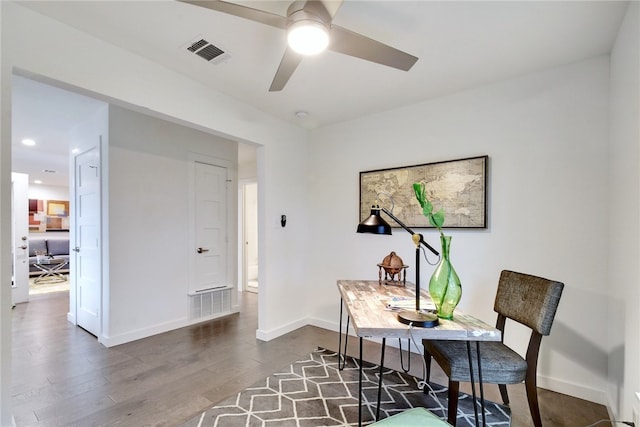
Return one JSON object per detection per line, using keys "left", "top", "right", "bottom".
{"left": 357, "top": 208, "right": 392, "bottom": 235}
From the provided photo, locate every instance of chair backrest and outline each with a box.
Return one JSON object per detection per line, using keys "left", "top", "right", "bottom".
{"left": 493, "top": 270, "right": 564, "bottom": 336}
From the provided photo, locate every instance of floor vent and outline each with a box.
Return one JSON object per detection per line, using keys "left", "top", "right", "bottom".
{"left": 183, "top": 35, "right": 231, "bottom": 65}
{"left": 189, "top": 286, "right": 232, "bottom": 320}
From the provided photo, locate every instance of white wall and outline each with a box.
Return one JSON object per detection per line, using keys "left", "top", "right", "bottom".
{"left": 1, "top": 3, "right": 310, "bottom": 422}
{"left": 1, "top": 0, "right": 636, "bottom": 424}
{"left": 307, "top": 56, "right": 611, "bottom": 404}
{"left": 1, "top": 0, "right": 310, "bottom": 333}
{"left": 28, "top": 184, "right": 68, "bottom": 201}
{"left": 256, "top": 137, "right": 311, "bottom": 339}
{"left": 238, "top": 143, "right": 257, "bottom": 181}
{"left": 608, "top": 2, "right": 640, "bottom": 421}
{"left": 106, "top": 105, "right": 238, "bottom": 344}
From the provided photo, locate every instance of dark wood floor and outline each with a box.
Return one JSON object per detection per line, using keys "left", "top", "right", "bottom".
{"left": 11, "top": 291, "right": 609, "bottom": 426}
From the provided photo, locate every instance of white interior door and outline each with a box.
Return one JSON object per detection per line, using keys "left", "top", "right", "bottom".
{"left": 192, "top": 162, "right": 228, "bottom": 292}
{"left": 74, "top": 145, "right": 101, "bottom": 336}
{"left": 11, "top": 173, "right": 30, "bottom": 304}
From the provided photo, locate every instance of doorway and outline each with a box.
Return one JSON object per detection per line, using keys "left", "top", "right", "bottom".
{"left": 242, "top": 181, "right": 258, "bottom": 293}
{"left": 11, "top": 75, "right": 106, "bottom": 334}
{"left": 23, "top": 186, "right": 72, "bottom": 299}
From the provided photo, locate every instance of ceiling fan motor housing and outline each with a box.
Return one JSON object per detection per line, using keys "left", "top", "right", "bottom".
{"left": 286, "top": 0, "right": 331, "bottom": 31}
{"left": 286, "top": 1, "right": 331, "bottom": 55}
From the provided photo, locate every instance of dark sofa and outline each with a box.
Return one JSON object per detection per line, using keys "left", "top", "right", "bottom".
{"left": 29, "top": 238, "right": 70, "bottom": 275}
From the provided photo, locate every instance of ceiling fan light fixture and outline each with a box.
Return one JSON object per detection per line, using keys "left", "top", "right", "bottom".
{"left": 183, "top": 0, "right": 418, "bottom": 91}
{"left": 287, "top": 20, "right": 329, "bottom": 55}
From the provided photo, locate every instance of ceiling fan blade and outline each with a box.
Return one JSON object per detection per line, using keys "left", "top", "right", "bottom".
{"left": 269, "top": 47, "right": 304, "bottom": 92}
{"left": 328, "top": 25, "right": 418, "bottom": 71}
{"left": 178, "top": 0, "right": 287, "bottom": 29}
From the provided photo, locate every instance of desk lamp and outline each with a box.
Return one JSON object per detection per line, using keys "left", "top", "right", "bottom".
{"left": 357, "top": 203, "right": 440, "bottom": 327}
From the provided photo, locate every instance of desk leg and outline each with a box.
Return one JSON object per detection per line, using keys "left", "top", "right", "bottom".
{"left": 376, "top": 338, "right": 386, "bottom": 421}
{"left": 466, "top": 342, "right": 488, "bottom": 427}
{"left": 476, "top": 342, "right": 487, "bottom": 426}
{"left": 466, "top": 342, "right": 480, "bottom": 427}
{"left": 338, "top": 298, "right": 350, "bottom": 371}
{"left": 358, "top": 337, "right": 363, "bottom": 427}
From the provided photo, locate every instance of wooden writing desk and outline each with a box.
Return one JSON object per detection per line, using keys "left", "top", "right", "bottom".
{"left": 337, "top": 280, "right": 501, "bottom": 426}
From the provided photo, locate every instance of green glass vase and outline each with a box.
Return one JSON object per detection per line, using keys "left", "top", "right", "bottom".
{"left": 428, "top": 234, "right": 462, "bottom": 320}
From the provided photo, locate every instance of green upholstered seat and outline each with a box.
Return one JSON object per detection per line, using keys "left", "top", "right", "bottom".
{"left": 370, "top": 408, "right": 452, "bottom": 426}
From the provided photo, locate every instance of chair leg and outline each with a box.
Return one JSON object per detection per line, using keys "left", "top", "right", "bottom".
{"left": 525, "top": 376, "right": 542, "bottom": 427}
{"left": 526, "top": 332, "right": 544, "bottom": 427}
{"left": 447, "top": 379, "right": 459, "bottom": 425}
{"left": 498, "top": 384, "right": 510, "bottom": 405}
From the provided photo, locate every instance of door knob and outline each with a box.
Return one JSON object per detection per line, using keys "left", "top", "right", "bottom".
{"left": 19, "top": 245, "right": 27, "bottom": 250}
{"left": 197, "top": 247, "right": 209, "bottom": 254}
{"left": 72, "top": 247, "right": 80, "bottom": 253}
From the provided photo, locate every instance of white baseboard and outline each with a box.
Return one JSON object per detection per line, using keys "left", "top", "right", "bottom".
{"left": 100, "top": 317, "right": 189, "bottom": 347}
{"left": 537, "top": 374, "right": 607, "bottom": 405}
{"left": 308, "top": 317, "right": 339, "bottom": 334}
{"left": 255, "top": 317, "right": 309, "bottom": 341}
{"left": 99, "top": 308, "right": 241, "bottom": 347}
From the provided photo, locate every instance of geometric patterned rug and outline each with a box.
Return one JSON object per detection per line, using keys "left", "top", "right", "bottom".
{"left": 179, "top": 347, "right": 510, "bottom": 426}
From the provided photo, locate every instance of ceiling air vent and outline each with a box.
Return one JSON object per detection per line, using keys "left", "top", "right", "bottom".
{"left": 183, "top": 35, "right": 231, "bottom": 65}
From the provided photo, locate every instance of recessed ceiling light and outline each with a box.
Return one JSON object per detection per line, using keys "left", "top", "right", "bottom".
{"left": 295, "top": 111, "right": 309, "bottom": 119}
{"left": 42, "top": 169, "right": 57, "bottom": 174}
{"left": 22, "top": 139, "right": 36, "bottom": 146}
{"left": 33, "top": 180, "right": 42, "bottom": 184}
{"left": 71, "top": 148, "right": 80, "bottom": 154}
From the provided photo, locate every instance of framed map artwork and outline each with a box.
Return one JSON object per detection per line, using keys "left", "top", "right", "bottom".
{"left": 359, "top": 155, "right": 488, "bottom": 229}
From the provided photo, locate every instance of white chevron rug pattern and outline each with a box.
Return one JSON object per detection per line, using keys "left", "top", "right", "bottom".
{"left": 180, "top": 347, "right": 510, "bottom": 426}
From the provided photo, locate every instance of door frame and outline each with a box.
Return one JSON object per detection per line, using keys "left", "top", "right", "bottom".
{"left": 11, "top": 172, "right": 30, "bottom": 304}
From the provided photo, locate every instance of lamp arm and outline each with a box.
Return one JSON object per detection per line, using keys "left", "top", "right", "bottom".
{"left": 380, "top": 207, "right": 439, "bottom": 256}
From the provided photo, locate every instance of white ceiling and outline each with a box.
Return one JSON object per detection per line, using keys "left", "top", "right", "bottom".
{"left": 12, "top": 75, "right": 106, "bottom": 187}
{"left": 10, "top": 0, "right": 629, "bottom": 187}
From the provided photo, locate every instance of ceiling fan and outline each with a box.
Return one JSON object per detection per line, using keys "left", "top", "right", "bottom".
{"left": 179, "top": 0, "right": 418, "bottom": 91}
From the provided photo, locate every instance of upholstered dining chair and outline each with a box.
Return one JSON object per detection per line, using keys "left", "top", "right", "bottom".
{"left": 422, "top": 270, "right": 564, "bottom": 427}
